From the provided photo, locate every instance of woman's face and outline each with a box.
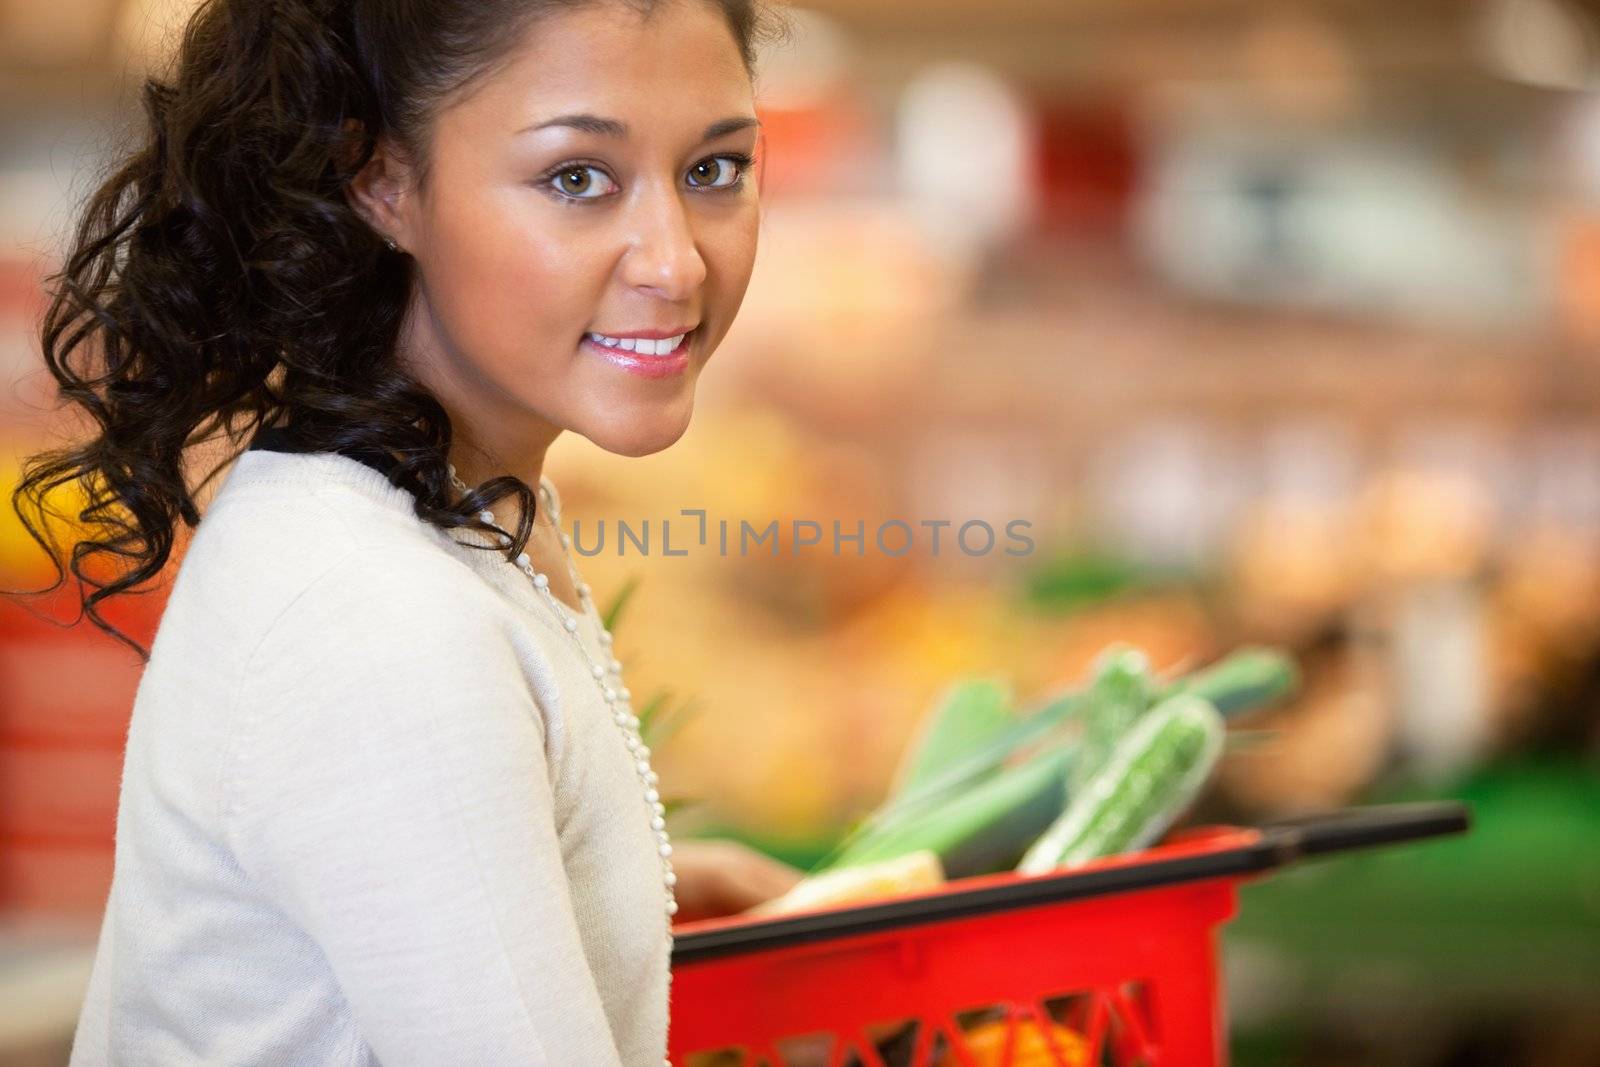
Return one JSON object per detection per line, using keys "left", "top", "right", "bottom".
{"left": 370, "top": 0, "right": 761, "bottom": 462}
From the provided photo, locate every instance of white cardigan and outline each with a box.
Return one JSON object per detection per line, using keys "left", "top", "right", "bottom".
{"left": 68, "top": 447, "right": 672, "bottom": 1066}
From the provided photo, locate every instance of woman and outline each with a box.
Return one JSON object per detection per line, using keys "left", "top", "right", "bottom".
{"left": 12, "top": 0, "right": 800, "bottom": 1062}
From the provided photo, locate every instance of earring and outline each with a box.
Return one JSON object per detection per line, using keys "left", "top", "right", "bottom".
{"left": 382, "top": 235, "right": 399, "bottom": 252}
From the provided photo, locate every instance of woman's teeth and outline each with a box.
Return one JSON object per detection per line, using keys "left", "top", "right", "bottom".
{"left": 585, "top": 331, "right": 686, "bottom": 356}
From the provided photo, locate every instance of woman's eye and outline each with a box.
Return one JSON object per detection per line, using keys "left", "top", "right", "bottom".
{"left": 544, "top": 156, "right": 750, "bottom": 201}
{"left": 686, "top": 155, "right": 748, "bottom": 190}
{"left": 548, "top": 164, "right": 617, "bottom": 199}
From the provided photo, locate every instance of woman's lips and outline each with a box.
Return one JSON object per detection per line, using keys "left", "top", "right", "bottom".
{"left": 581, "top": 329, "right": 692, "bottom": 379}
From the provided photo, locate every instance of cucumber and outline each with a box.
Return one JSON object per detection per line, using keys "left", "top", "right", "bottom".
{"left": 1070, "top": 645, "right": 1158, "bottom": 797}
{"left": 1016, "top": 693, "right": 1224, "bottom": 875}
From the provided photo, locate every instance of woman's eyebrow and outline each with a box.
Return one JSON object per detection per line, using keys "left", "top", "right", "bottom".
{"left": 519, "top": 113, "right": 761, "bottom": 140}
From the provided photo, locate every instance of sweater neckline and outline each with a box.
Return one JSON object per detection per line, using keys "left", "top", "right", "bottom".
{"left": 230, "top": 447, "right": 419, "bottom": 514}
{"left": 241, "top": 424, "right": 560, "bottom": 516}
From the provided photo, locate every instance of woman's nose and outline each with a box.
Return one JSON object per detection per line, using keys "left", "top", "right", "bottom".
{"left": 621, "top": 191, "right": 708, "bottom": 301}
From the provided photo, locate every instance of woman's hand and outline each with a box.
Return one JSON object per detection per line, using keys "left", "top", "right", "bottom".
{"left": 668, "top": 838, "right": 806, "bottom": 924}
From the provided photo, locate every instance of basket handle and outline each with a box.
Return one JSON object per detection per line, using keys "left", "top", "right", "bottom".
{"left": 1259, "top": 800, "right": 1471, "bottom": 861}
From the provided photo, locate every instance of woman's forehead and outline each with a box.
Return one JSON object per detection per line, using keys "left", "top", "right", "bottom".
{"left": 454, "top": 1, "right": 754, "bottom": 134}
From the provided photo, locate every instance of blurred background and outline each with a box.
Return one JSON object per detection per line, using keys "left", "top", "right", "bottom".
{"left": 4, "top": 0, "right": 1600, "bottom": 1064}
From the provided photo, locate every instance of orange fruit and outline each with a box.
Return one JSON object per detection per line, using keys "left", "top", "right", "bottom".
{"left": 934, "top": 1017, "right": 1090, "bottom": 1067}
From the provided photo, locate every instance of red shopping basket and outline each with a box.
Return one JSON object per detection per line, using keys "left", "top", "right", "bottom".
{"left": 667, "top": 801, "right": 1470, "bottom": 1067}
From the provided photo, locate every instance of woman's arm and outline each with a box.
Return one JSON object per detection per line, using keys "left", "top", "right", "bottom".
{"left": 225, "top": 550, "right": 628, "bottom": 1067}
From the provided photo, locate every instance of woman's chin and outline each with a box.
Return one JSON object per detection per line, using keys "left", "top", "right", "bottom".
{"left": 584, "top": 402, "right": 695, "bottom": 458}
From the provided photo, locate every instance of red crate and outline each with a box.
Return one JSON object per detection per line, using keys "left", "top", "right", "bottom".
{"left": 667, "top": 803, "right": 1469, "bottom": 1067}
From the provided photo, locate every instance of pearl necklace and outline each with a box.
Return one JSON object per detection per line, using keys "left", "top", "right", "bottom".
{"left": 446, "top": 464, "right": 679, "bottom": 939}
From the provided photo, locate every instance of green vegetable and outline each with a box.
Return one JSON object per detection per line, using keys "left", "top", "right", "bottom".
{"left": 1162, "top": 646, "right": 1298, "bottom": 717}
{"left": 1070, "top": 645, "right": 1158, "bottom": 797}
{"left": 806, "top": 687, "right": 1091, "bottom": 875}
{"left": 891, "top": 678, "right": 1014, "bottom": 798}
{"left": 808, "top": 647, "right": 1297, "bottom": 879}
{"left": 893, "top": 648, "right": 1293, "bottom": 820}
{"left": 823, "top": 745, "right": 1069, "bottom": 877}
{"left": 1017, "top": 693, "right": 1224, "bottom": 874}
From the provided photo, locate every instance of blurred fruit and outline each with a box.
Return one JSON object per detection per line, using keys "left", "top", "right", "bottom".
{"left": 934, "top": 1017, "right": 1090, "bottom": 1067}
{"left": 0, "top": 452, "right": 73, "bottom": 581}
{"left": 1228, "top": 499, "right": 1358, "bottom": 642}
{"left": 1355, "top": 468, "right": 1493, "bottom": 582}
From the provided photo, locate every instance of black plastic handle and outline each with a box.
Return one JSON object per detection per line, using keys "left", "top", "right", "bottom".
{"left": 1258, "top": 800, "right": 1471, "bottom": 861}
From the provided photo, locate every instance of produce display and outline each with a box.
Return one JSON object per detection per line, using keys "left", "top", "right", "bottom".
{"left": 748, "top": 644, "right": 1298, "bottom": 916}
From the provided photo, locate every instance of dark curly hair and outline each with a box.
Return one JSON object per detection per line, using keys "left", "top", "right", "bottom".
{"left": 7, "top": 0, "right": 789, "bottom": 661}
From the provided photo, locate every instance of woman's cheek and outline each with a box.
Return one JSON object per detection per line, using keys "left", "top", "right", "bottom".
{"left": 465, "top": 231, "right": 569, "bottom": 347}
{"left": 712, "top": 206, "right": 761, "bottom": 312}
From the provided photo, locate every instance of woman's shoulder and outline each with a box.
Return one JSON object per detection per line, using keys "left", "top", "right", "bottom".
{"left": 221, "top": 530, "right": 567, "bottom": 766}
{"left": 172, "top": 450, "right": 511, "bottom": 653}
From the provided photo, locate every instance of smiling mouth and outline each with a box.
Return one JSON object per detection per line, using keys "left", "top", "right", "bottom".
{"left": 580, "top": 326, "right": 696, "bottom": 378}
{"left": 582, "top": 328, "right": 694, "bottom": 357}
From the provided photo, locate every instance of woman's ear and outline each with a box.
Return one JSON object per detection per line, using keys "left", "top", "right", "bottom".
{"left": 344, "top": 125, "right": 417, "bottom": 252}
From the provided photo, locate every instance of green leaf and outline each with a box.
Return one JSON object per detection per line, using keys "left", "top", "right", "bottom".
{"left": 635, "top": 690, "right": 672, "bottom": 739}
{"left": 637, "top": 690, "right": 702, "bottom": 750}
{"left": 647, "top": 695, "right": 700, "bottom": 749}
{"left": 827, "top": 745, "right": 1070, "bottom": 877}
{"left": 891, "top": 678, "right": 1014, "bottom": 798}
{"left": 661, "top": 796, "right": 702, "bottom": 818}
{"left": 1164, "top": 647, "right": 1298, "bottom": 716}
{"left": 602, "top": 574, "right": 642, "bottom": 634}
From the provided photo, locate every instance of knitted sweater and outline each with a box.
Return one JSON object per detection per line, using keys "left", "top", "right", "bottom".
{"left": 68, "top": 442, "right": 673, "bottom": 1066}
